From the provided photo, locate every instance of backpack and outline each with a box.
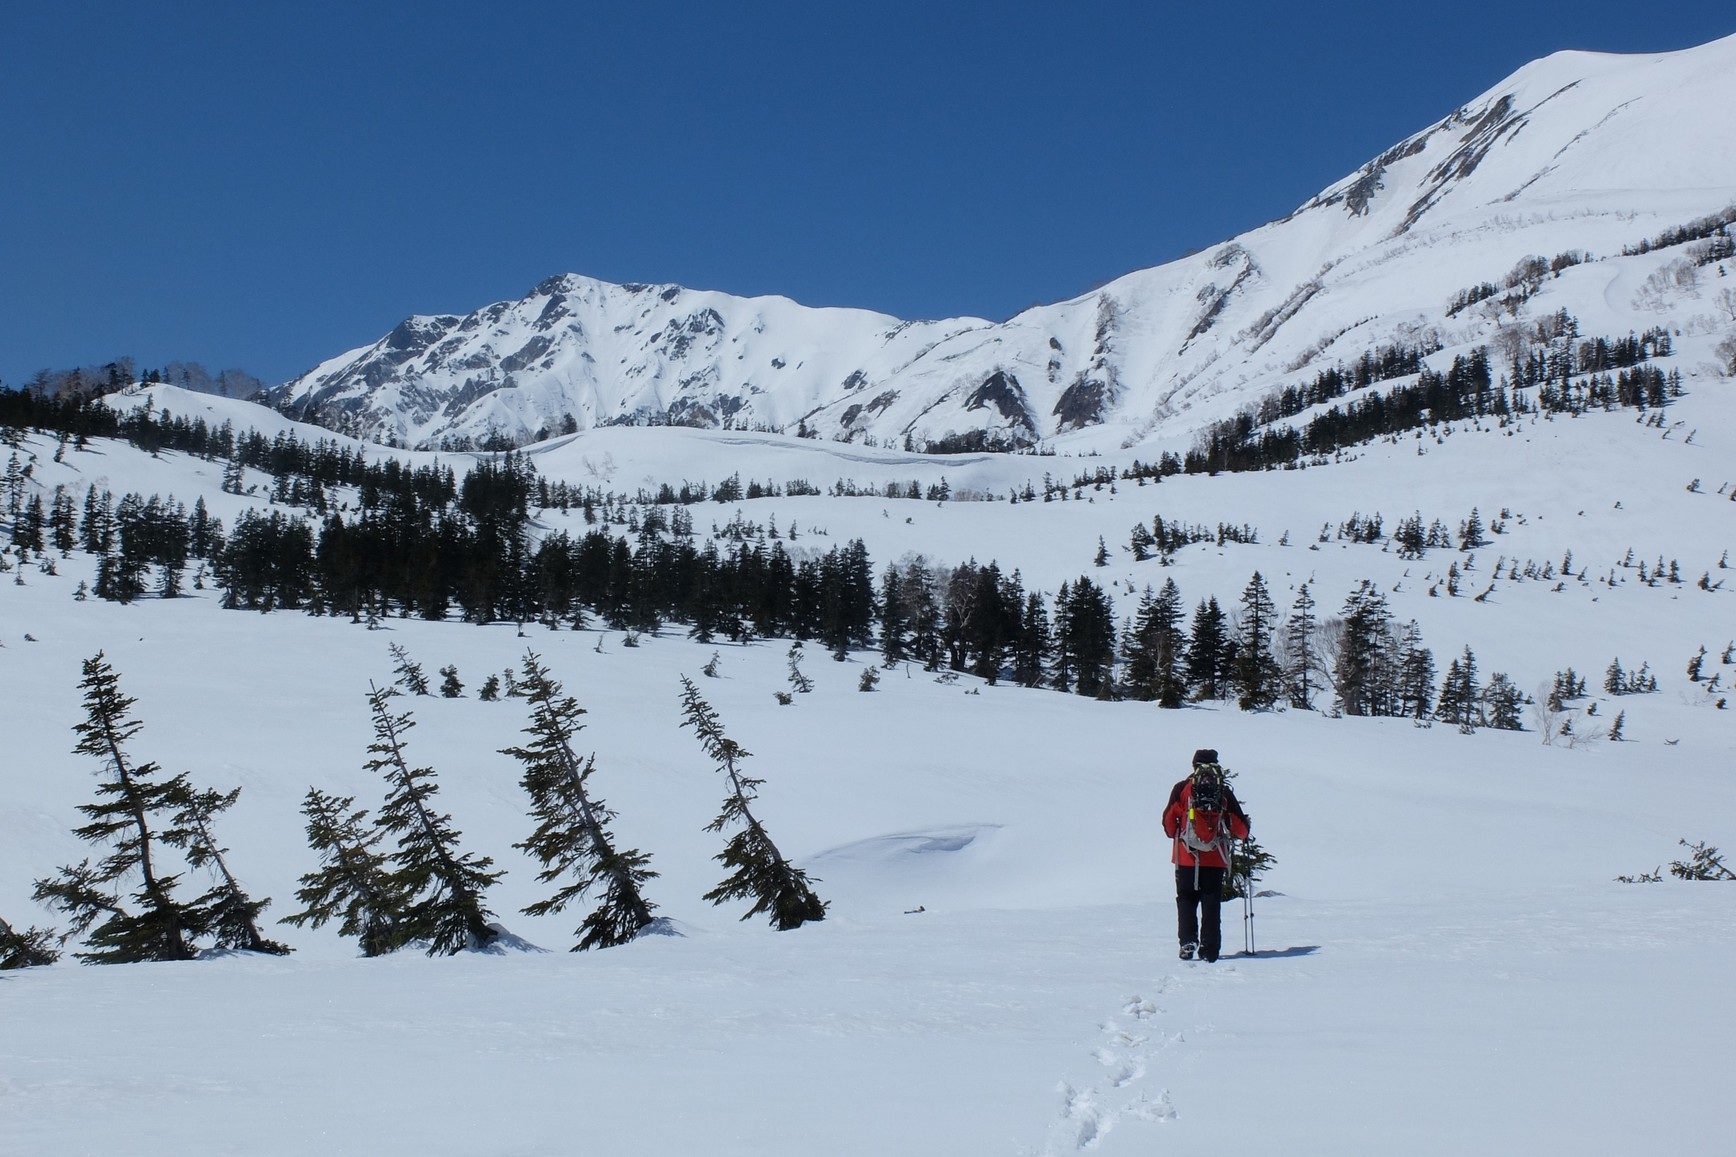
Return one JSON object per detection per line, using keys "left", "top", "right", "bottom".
{"left": 1179, "top": 764, "right": 1231, "bottom": 855}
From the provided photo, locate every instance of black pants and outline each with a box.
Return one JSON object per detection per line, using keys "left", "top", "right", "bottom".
{"left": 1175, "top": 866, "right": 1226, "bottom": 961}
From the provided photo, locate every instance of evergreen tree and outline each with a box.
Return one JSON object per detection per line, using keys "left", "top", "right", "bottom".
{"left": 439, "top": 665, "right": 464, "bottom": 698}
{"left": 1150, "top": 578, "right": 1189, "bottom": 708}
{"left": 878, "top": 563, "right": 908, "bottom": 665}
{"left": 1058, "top": 577, "right": 1117, "bottom": 698}
{"left": 364, "top": 683, "right": 502, "bottom": 954}
{"left": 1233, "top": 571, "right": 1283, "bottom": 710}
{"left": 167, "top": 785, "right": 291, "bottom": 954}
{"left": 1011, "top": 590, "right": 1051, "bottom": 688}
{"left": 787, "top": 641, "right": 814, "bottom": 693}
{"left": 1482, "top": 673, "right": 1525, "bottom": 731}
{"left": 1185, "top": 596, "right": 1232, "bottom": 701}
{"left": 0, "top": 914, "right": 60, "bottom": 969}
{"left": 1333, "top": 582, "right": 1394, "bottom": 716}
{"left": 1282, "top": 582, "right": 1319, "bottom": 710}
{"left": 1396, "top": 621, "right": 1436, "bottom": 719}
{"left": 678, "top": 677, "right": 826, "bottom": 930}
{"left": 1436, "top": 647, "right": 1483, "bottom": 728}
{"left": 505, "top": 652, "right": 658, "bottom": 950}
{"left": 32, "top": 653, "right": 204, "bottom": 963}
{"left": 388, "top": 643, "right": 431, "bottom": 696}
{"left": 280, "top": 789, "right": 407, "bottom": 957}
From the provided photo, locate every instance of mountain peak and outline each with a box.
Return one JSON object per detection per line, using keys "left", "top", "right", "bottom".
{"left": 267, "top": 35, "right": 1736, "bottom": 453}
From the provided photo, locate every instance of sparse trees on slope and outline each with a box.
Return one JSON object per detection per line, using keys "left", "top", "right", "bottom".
{"left": 678, "top": 677, "right": 826, "bottom": 930}
{"left": 32, "top": 653, "right": 205, "bottom": 964}
{"left": 506, "top": 652, "right": 658, "bottom": 950}
{"left": 364, "top": 683, "right": 501, "bottom": 954}
{"left": 280, "top": 789, "right": 407, "bottom": 957}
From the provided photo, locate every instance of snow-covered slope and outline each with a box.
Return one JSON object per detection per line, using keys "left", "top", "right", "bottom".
{"left": 3, "top": 366, "right": 1734, "bottom": 1151}
{"left": 266, "top": 35, "right": 1736, "bottom": 452}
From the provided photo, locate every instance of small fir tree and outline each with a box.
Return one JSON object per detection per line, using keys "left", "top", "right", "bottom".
{"left": 388, "top": 642, "right": 431, "bottom": 696}
{"left": 505, "top": 652, "right": 659, "bottom": 950}
{"left": 32, "top": 653, "right": 205, "bottom": 964}
{"left": 167, "top": 785, "right": 291, "bottom": 954}
{"left": 1669, "top": 840, "right": 1736, "bottom": 881}
{"left": 0, "top": 914, "right": 60, "bottom": 969}
{"left": 280, "top": 789, "right": 407, "bottom": 957}
{"left": 1607, "top": 710, "right": 1626, "bottom": 741}
{"left": 478, "top": 674, "right": 501, "bottom": 702}
{"left": 858, "top": 666, "right": 880, "bottom": 692}
{"left": 364, "top": 683, "right": 502, "bottom": 954}
{"left": 439, "top": 665, "right": 464, "bottom": 698}
{"left": 787, "top": 642, "right": 814, "bottom": 694}
{"left": 678, "top": 678, "right": 826, "bottom": 930}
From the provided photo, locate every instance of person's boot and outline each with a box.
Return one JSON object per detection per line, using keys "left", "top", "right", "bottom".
{"left": 1179, "top": 942, "right": 1197, "bottom": 960}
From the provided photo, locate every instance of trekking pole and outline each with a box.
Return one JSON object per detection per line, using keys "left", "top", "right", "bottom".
{"left": 1240, "top": 839, "right": 1255, "bottom": 956}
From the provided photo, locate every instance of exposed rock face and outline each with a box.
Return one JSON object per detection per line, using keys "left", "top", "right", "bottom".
{"left": 266, "top": 36, "right": 1736, "bottom": 453}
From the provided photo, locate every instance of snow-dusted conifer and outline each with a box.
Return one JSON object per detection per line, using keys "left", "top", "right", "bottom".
{"left": 678, "top": 677, "right": 826, "bottom": 930}
{"left": 280, "top": 788, "right": 406, "bottom": 957}
{"left": 364, "top": 683, "right": 501, "bottom": 953}
{"left": 32, "top": 653, "right": 204, "bottom": 963}
{"left": 506, "top": 652, "right": 658, "bottom": 950}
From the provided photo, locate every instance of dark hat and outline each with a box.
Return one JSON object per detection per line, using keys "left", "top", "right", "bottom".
{"left": 1192, "top": 748, "right": 1218, "bottom": 767}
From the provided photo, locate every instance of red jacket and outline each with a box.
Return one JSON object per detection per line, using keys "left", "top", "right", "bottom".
{"left": 1162, "top": 776, "right": 1251, "bottom": 868}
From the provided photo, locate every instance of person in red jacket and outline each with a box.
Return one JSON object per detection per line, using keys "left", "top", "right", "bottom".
{"left": 1162, "top": 748, "right": 1251, "bottom": 962}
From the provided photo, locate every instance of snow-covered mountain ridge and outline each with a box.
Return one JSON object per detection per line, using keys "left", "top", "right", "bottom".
{"left": 266, "top": 35, "right": 1736, "bottom": 453}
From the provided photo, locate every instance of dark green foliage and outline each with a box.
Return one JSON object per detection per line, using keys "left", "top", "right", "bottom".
{"left": 280, "top": 789, "right": 407, "bottom": 957}
{"left": 1055, "top": 577, "right": 1117, "bottom": 698}
{"left": 505, "top": 652, "right": 658, "bottom": 951}
{"left": 858, "top": 667, "right": 880, "bottom": 692}
{"left": 1481, "top": 673, "right": 1526, "bottom": 731}
{"left": 787, "top": 642, "right": 814, "bottom": 693}
{"left": 1669, "top": 839, "right": 1736, "bottom": 881}
{"left": 32, "top": 653, "right": 204, "bottom": 964}
{"left": 1333, "top": 582, "right": 1395, "bottom": 717}
{"left": 1436, "top": 647, "right": 1483, "bottom": 729}
{"left": 1184, "top": 596, "right": 1233, "bottom": 701}
{"left": 1222, "top": 836, "right": 1277, "bottom": 903}
{"left": 167, "top": 785, "right": 291, "bottom": 954}
{"left": 389, "top": 643, "right": 431, "bottom": 696}
{"left": 439, "top": 665, "right": 464, "bottom": 697}
{"left": 678, "top": 678, "right": 826, "bottom": 930}
{"left": 1122, "top": 579, "right": 1186, "bottom": 706}
{"left": 364, "top": 684, "right": 502, "bottom": 954}
{"left": 478, "top": 674, "right": 501, "bottom": 702}
{"left": 0, "top": 915, "right": 60, "bottom": 969}
{"left": 1282, "top": 583, "right": 1319, "bottom": 710}
{"left": 1233, "top": 572, "right": 1283, "bottom": 710}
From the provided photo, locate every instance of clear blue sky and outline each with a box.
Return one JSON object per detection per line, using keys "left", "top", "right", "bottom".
{"left": 2, "top": 1, "right": 1732, "bottom": 387}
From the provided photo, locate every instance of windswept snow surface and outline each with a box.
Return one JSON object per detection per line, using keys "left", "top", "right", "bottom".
{"left": 4, "top": 344, "right": 1735, "bottom": 1154}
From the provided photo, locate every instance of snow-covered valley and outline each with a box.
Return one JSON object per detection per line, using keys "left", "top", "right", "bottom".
{"left": 5, "top": 30, "right": 1736, "bottom": 1157}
